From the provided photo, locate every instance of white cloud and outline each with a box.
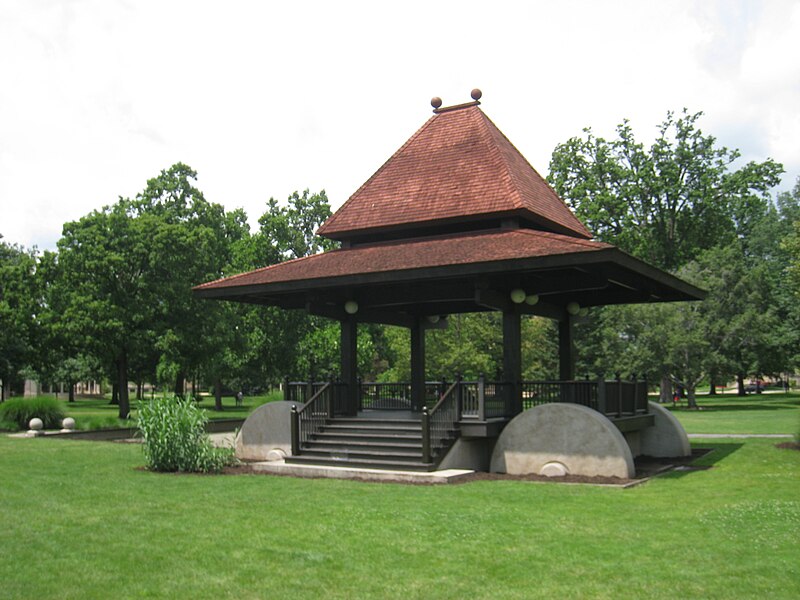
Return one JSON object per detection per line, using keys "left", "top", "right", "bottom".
{"left": 1, "top": 0, "right": 798, "bottom": 250}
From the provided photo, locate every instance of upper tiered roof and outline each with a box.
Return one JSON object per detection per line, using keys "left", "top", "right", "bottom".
{"left": 317, "top": 93, "right": 591, "bottom": 243}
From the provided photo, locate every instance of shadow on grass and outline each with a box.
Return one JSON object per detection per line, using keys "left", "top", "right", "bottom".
{"left": 661, "top": 443, "right": 744, "bottom": 479}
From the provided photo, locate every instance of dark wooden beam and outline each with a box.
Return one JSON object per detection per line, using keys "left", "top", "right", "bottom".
{"left": 306, "top": 302, "right": 415, "bottom": 328}
{"left": 503, "top": 306, "right": 522, "bottom": 415}
{"left": 559, "top": 315, "right": 575, "bottom": 380}
{"left": 410, "top": 317, "right": 426, "bottom": 412}
{"left": 341, "top": 316, "right": 358, "bottom": 415}
{"left": 475, "top": 288, "right": 512, "bottom": 312}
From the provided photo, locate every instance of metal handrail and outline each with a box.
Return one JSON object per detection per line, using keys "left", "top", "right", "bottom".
{"left": 290, "top": 381, "right": 332, "bottom": 455}
{"left": 421, "top": 379, "right": 461, "bottom": 464}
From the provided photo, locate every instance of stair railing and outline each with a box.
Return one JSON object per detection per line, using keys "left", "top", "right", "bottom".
{"left": 290, "top": 381, "right": 333, "bottom": 456}
{"left": 421, "top": 376, "right": 462, "bottom": 464}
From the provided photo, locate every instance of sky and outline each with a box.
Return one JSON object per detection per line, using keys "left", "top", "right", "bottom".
{"left": 1, "top": 0, "right": 799, "bottom": 251}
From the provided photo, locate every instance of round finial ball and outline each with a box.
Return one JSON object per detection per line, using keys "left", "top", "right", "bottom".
{"left": 431, "top": 96, "right": 443, "bottom": 109}
{"left": 62, "top": 417, "right": 76, "bottom": 430}
{"left": 566, "top": 302, "right": 581, "bottom": 316}
{"left": 426, "top": 315, "right": 440, "bottom": 324}
{"left": 29, "top": 417, "right": 43, "bottom": 431}
{"left": 471, "top": 88, "right": 482, "bottom": 101}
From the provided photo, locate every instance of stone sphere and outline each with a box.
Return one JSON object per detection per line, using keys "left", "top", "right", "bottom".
{"left": 471, "top": 88, "right": 482, "bottom": 100}
{"left": 430, "top": 96, "right": 443, "bottom": 109}
{"left": 29, "top": 417, "right": 43, "bottom": 431}
{"left": 61, "top": 417, "right": 76, "bottom": 430}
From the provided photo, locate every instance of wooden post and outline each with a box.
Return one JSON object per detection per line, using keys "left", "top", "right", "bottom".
{"left": 283, "top": 376, "right": 290, "bottom": 402}
{"left": 616, "top": 372, "right": 623, "bottom": 418}
{"left": 421, "top": 406, "right": 431, "bottom": 464}
{"left": 456, "top": 374, "right": 463, "bottom": 421}
{"left": 597, "top": 375, "right": 607, "bottom": 415}
{"left": 411, "top": 316, "right": 426, "bottom": 412}
{"left": 478, "top": 373, "right": 486, "bottom": 421}
{"left": 503, "top": 307, "right": 522, "bottom": 415}
{"left": 340, "top": 316, "right": 358, "bottom": 415}
{"left": 559, "top": 315, "right": 574, "bottom": 381}
{"left": 290, "top": 405, "right": 299, "bottom": 455}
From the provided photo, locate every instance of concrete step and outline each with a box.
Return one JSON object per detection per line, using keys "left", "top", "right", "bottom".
{"left": 285, "top": 455, "right": 436, "bottom": 472}
{"left": 299, "top": 448, "right": 424, "bottom": 462}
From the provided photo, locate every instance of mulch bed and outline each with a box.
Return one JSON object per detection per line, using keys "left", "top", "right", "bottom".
{"left": 776, "top": 441, "right": 800, "bottom": 451}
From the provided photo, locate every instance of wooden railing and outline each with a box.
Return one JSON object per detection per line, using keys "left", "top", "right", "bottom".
{"left": 421, "top": 378, "right": 462, "bottom": 464}
{"left": 460, "top": 376, "right": 515, "bottom": 419}
{"left": 285, "top": 376, "right": 649, "bottom": 427}
{"left": 290, "top": 382, "right": 333, "bottom": 455}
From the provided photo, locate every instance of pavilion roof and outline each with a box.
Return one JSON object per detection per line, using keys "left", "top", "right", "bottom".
{"left": 194, "top": 228, "right": 704, "bottom": 317}
{"left": 316, "top": 101, "right": 592, "bottom": 242}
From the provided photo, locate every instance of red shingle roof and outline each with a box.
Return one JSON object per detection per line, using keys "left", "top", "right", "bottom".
{"left": 195, "top": 229, "right": 610, "bottom": 291}
{"left": 317, "top": 103, "right": 592, "bottom": 240}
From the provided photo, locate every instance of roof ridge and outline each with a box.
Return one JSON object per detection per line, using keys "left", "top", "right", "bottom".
{"left": 318, "top": 113, "right": 438, "bottom": 236}
{"left": 514, "top": 228, "right": 608, "bottom": 248}
{"left": 480, "top": 111, "right": 592, "bottom": 238}
{"left": 193, "top": 251, "right": 324, "bottom": 290}
{"left": 472, "top": 108, "right": 526, "bottom": 212}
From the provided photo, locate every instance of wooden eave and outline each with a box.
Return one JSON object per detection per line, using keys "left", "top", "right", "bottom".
{"left": 194, "top": 237, "right": 705, "bottom": 325}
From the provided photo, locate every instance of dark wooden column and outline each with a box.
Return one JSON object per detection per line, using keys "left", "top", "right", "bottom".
{"left": 410, "top": 317, "right": 426, "bottom": 412}
{"left": 340, "top": 316, "right": 358, "bottom": 415}
{"left": 559, "top": 315, "right": 574, "bottom": 381}
{"left": 503, "top": 306, "right": 522, "bottom": 415}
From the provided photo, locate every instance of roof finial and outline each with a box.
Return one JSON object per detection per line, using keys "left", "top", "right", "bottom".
{"left": 431, "top": 96, "right": 443, "bottom": 109}
{"left": 471, "top": 88, "right": 482, "bottom": 101}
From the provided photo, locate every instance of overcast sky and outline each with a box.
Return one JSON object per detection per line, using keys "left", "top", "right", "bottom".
{"left": 1, "top": 0, "right": 799, "bottom": 251}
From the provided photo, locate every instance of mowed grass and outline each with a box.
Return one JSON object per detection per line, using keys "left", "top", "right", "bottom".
{"left": 667, "top": 391, "right": 800, "bottom": 435}
{"left": 4, "top": 391, "right": 284, "bottom": 430}
{"left": 1, "top": 435, "right": 798, "bottom": 599}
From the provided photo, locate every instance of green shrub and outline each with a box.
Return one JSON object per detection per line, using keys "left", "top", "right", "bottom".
{"left": 0, "top": 397, "right": 66, "bottom": 431}
{"left": 137, "top": 395, "right": 233, "bottom": 473}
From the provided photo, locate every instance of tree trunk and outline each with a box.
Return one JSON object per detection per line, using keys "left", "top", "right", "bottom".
{"left": 110, "top": 382, "right": 119, "bottom": 405}
{"left": 708, "top": 376, "right": 717, "bottom": 395}
{"left": 136, "top": 381, "right": 143, "bottom": 400}
{"left": 737, "top": 373, "right": 746, "bottom": 396}
{"left": 659, "top": 374, "right": 671, "bottom": 403}
{"left": 174, "top": 370, "right": 185, "bottom": 398}
{"left": 68, "top": 383, "right": 75, "bottom": 403}
{"left": 117, "top": 352, "right": 130, "bottom": 420}
{"left": 214, "top": 377, "right": 223, "bottom": 411}
{"left": 686, "top": 386, "right": 698, "bottom": 409}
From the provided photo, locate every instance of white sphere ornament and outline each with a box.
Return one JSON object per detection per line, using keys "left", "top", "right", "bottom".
{"left": 344, "top": 300, "right": 359, "bottom": 315}
{"left": 29, "top": 418, "right": 43, "bottom": 431}
{"left": 61, "top": 417, "right": 76, "bottom": 431}
{"left": 566, "top": 302, "right": 581, "bottom": 316}
{"left": 525, "top": 294, "right": 539, "bottom": 306}
{"left": 510, "top": 289, "right": 526, "bottom": 304}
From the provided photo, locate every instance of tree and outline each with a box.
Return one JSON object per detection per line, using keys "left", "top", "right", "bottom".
{"left": 548, "top": 109, "right": 783, "bottom": 270}
{"left": 0, "top": 237, "right": 38, "bottom": 401}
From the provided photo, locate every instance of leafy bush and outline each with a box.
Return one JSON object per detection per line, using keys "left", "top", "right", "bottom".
{"left": 0, "top": 397, "right": 65, "bottom": 431}
{"left": 137, "top": 396, "right": 233, "bottom": 473}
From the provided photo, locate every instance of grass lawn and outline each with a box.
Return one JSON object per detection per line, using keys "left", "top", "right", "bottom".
{"left": 666, "top": 391, "right": 800, "bottom": 435}
{"left": 1, "top": 435, "right": 798, "bottom": 599}
{"left": 1, "top": 391, "right": 284, "bottom": 431}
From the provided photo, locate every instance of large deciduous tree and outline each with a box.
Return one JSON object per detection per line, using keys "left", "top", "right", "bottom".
{"left": 548, "top": 109, "right": 783, "bottom": 271}
{"left": 550, "top": 110, "right": 785, "bottom": 401}
{"left": 0, "top": 237, "right": 38, "bottom": 401}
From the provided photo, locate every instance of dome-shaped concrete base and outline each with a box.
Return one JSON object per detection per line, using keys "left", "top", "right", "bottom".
{"left": 490, "top": 403, "right": 635, "bottom": 478}
{"left": 235, "top": 401, "right": 294, "bottom": 461}
{"left": 639, "top": 401, "right": 691, "bottom": 457}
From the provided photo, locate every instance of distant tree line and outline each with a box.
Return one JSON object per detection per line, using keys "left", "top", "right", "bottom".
{"left": 1, "top": 110, "right": 798, "bottom": 413}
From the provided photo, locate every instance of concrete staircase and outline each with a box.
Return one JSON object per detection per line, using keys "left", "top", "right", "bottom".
{"left": 285, "top": 416, "right": 456, "bottom": 472}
